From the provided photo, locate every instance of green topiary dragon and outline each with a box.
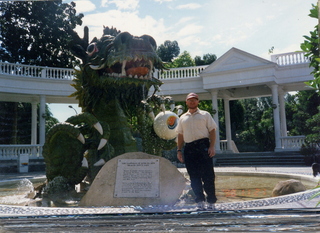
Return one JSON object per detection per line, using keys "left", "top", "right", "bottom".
{"left": 43, "top": 26, "right": 179, "bottom": 191}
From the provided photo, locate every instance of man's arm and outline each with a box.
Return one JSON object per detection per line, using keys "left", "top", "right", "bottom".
{"left": 208, "top": 129, "right": 216, "bottom": 157}
{"left": 177, "top": 133, "right": 185, "bottom": 163}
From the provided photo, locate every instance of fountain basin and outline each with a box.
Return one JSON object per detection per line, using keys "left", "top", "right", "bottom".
{"left": 0, "top": 168, "right": 319, "bottom": 217}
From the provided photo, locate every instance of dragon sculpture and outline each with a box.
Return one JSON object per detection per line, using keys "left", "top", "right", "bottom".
{"left": 42, "top": 26, "right": 180, "bottom": 194}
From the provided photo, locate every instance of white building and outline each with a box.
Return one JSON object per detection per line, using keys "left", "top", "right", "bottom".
{"left": 0, "top": 48, "right": 314, "bottom": 160}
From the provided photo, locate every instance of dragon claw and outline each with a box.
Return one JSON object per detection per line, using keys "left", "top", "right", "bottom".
{"left": 77, "top": 133, "right": 85, "bottom": 144}
{"left": 94, "top": 122, "right": 103, "bottom": 135}
{"left": 82, "top": 157, "right": 88, "bottom": 168}
{"left": 94, "top": 158, "right": 106, "bottom": 166}
{"left": 98, "top": 138, "right": 108, "bottom": 150}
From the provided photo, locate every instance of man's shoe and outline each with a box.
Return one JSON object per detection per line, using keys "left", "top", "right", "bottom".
{"left": 196, "top": 201, "right": 206, "bottom": 211}
{"left": 207, "top": 203, "right": 215, "bottom": 210}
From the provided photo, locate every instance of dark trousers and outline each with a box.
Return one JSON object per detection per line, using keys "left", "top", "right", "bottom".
{"left": 184, "top": 138, "right": 217, "bottom": 204}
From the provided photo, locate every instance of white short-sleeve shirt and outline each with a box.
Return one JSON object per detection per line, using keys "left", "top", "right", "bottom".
{"left": 176, "top": 108, "right": 217, "bottom": 143}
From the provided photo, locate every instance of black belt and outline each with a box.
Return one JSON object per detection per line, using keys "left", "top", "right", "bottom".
{"left": 186, "top": 138, "right": 209, "bottom": 146}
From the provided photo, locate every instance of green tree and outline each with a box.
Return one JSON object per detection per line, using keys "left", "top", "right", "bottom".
{"left": 194, "top": 53, "right": 217, "bottom": 66}
{"left": 305, "top": 106, "right": 320, "bottom": 147}
{"left": 171, "top": 51, "right": 195, "bottom": 67}
{"left": 235, "top": 97, "right": 275, "bottom": 151}
{"left": 0, "top": 0, "right": 83, "bottom": 67}
{"left": 300, "top": 4, "right": 320, "bottom": 90}
{"left": 0, "top": 1, "right": 80, "bottom": 144}
{"left": 156, "top": 40, "right": 180, "bottom": 62}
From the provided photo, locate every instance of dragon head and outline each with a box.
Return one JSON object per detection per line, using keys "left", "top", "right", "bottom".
{"left": 71, "top": 27, "right": 164, "bottom": 80}
{"left": 89, "top": 32, "right": 164, "bottom": 79}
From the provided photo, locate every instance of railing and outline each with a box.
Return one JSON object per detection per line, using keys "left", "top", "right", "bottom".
{"left": 220, "top": 140, "right": 239, "bottom": 153}
{"left": 0, "top": 145, "right": 43, "bottom": 160}
{"left": 271, "top": 52, "right": 309, "bottom": 66}
{"left": 0, "top": 51, "right": 310, "bottom": 81}
{"left": 0, "top": 62, "right": 74, "bottom": 80}
{"left": 0, "top": 136, "right": 306, "bottom": 160}
{"left": 156, "top": 65, "right": 208, "bottom": 80}
{"left": 280, "top": 136, "right": 305, "bottom": 151}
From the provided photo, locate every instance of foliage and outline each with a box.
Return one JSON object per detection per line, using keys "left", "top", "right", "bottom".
{"left": 0, "top": 0, "right": 83, "bottom": 67}
{"left": 0, "top": 102, "right": 58, "bottom": 144}
{"left": 305, "top": 106, "right": 320, "bottom": 147}
{"left": 301, "top": 3, "right": 320, "bottom": 202}
{"left": 168, "top": 51, "right": 195, "bottom": 68}
{"left": 156, "top": 40, "right": 180, "bottom": 62}
{"left": 233, "top": 98, "right": 275, "bottom": 151}
{"left": 300, "top": 143, "right": 319, "bottom": 157}
{"left": 194, "top": 53, "right": 217, "bottom": 66}
{"left": 300, "top": 4, "right": 320, "bottom": 90}
{"left": 0, "top": 1, "right": 80, "bottom": 144}
{"left": 287, "top": 90, "right": 320, "bottom": 136}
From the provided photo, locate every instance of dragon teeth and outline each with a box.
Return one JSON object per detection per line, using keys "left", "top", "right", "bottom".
{"left": 104, "top": 72, "right": 153, "bottom": 79}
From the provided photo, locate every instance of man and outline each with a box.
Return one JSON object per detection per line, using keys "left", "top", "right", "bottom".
{"left": 176, "top": 92, "right": 217, "bottom": 210}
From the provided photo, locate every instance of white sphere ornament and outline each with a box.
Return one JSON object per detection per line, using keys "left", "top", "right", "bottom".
{"left": 153, "top": 111, "right": 179, "bottom": 140}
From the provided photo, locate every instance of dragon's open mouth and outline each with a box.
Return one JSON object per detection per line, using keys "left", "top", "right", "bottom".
{"left": 101, "top": 58, "right": 154, "bottom": 79}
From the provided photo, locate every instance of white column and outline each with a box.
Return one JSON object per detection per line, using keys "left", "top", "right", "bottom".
{"left": 271, "top": 85, "right": 281, "bottom": 150}
{"left": 39, "top": 95, "right": 46, "bottom": 145}
{"left": 224, "top": 97, "right": 232, "bottom": 152}
{"left": 279, "top": 90, "right": 287, "bottom": 137}
{"left": 31, "top": 102, "right": 37, "bottom": 144}
{"left": 210, "top": 90, "right": 221, "bottom": 152}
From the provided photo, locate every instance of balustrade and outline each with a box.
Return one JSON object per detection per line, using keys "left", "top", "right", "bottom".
{"left": 271, "top": 52, "right": 309, "bottom": 66}
{"left": 157, "top": 65, "right": 208, "bottom": 80}
{"left": 280, "top": 136, "right": 305, "bottom": 151}
{"left": 0, "top": 62, "right": 74, "bottom": 80}
{"left": 0, "top": 145, "right": 43, "bottom": 160}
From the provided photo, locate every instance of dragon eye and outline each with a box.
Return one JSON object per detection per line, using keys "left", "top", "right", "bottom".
{"left": 87, "top": 43, "right": 98, "bottom": 56}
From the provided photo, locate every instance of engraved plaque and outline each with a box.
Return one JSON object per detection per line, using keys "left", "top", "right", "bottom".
{"left": 114, "top": 159, "right": 160, "bottom": 198}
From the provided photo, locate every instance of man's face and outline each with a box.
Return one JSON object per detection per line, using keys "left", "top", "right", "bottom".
{"left": 186, "top": 98, "right": 199, "bottom": 109}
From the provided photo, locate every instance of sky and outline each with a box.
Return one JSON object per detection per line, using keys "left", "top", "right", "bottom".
{"left": 50, "top": 0, "right": 317, "bottom": 122}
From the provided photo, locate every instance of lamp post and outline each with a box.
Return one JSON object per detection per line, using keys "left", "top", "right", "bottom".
{"left": 68, "top": 105, "right": 78, "bottom": 114}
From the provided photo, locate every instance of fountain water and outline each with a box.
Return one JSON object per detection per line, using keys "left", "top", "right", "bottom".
{"left": 0, "top": 170, "right": 318, "bottom": 209}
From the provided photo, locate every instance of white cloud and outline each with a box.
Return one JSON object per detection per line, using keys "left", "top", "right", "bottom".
{"left": 212, "top": 34, "right": 222, "bottom": 42}
{"left": 101, "top": 0, "right": 108, "bottom": 7}
{"left": 176, "top": 23, "right": 203, "bottom": 37}
{"left": 75, "top": 10, "right": 169, "bottom": 45}
{"left": 176, "top": 3, "right": 201, "bottom": 10}
{"left": 154, "top": 0, "right": 174, "bottom": 3}
{"left": 101, "top": 0, "right": 139, "bottom": 10}
{"left": 175, "top": 17, "right": 193, "bottom": 26}
{"left": 73, "top": 0, "right": 96, "bottom": 13}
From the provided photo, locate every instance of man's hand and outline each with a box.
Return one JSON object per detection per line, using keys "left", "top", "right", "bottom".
{"left": 177, "top": 151, "right": 184, "bottom": 163}
{"left": 208, "top": 146, "right": 215, "bottom": 158}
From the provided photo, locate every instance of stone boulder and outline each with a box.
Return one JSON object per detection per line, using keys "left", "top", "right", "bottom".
{"left": 272, "top": 179, "right": 306, "bottom": 197}
{"left": 79, "top": 152, "right": 186, "bottom": 207}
